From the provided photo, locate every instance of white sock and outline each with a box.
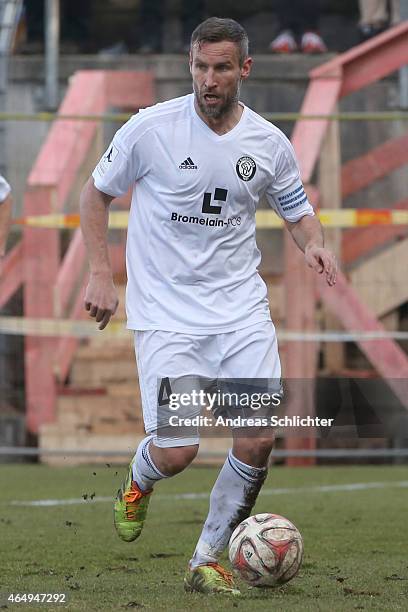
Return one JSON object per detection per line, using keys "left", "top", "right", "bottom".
{"left": 132, "top": 435, "right": 168, "bottom": 492}
{"left": 190, "top": 450, "right": 267, "bottom": 568}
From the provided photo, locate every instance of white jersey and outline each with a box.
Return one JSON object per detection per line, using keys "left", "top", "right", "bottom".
{"left": 0, "top": 174, "right": 11, "bottom": 202}
{"left": 92, "top": 93, "right": 314, "bottom": 334}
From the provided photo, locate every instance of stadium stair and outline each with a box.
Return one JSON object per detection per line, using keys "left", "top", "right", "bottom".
{"left": 39, "top": 285, "right": 146, "bottom": 465}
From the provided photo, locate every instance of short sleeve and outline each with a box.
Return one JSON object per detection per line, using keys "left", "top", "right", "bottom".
{"left": 92, "top": 114, "right": 151, "bottom": 197}
{"left": 265, "top": 139, "right": 315, "bottom": 223}
{"left": 0, "top": 174, "right": 11, "bottom": 203}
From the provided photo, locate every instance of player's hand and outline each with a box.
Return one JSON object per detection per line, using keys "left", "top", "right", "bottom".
{"left": 304, "top": 245, "right": 337, "bottom": 286}
{"left": 84, "top": 271, "right": 119, "bottom": 330}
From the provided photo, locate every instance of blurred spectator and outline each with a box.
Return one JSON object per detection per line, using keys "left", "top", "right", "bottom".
{"left": 358, "top": 0, "right": 400, "bottom": 41}
{"left": 138, "top": 0, "right": 205, "bottom": 53}
{"left": 269, "top": 0, "right": 327, "bottom": 54}
{"left": 24, "top": 0, "right": 91, "bottom": 52}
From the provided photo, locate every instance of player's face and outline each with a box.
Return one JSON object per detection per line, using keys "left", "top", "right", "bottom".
{"left": 190, "top": 41, "right": 252, "bottom": 120}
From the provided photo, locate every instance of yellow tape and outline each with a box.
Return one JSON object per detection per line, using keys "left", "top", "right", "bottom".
{"left": 12, "top": 209, "right": 408, "bottom": 230}
{"left": 0, "top": 316, "right": 127, "bottom": 338}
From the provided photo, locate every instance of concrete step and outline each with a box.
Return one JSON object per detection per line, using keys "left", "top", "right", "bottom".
{"left": 38, "top": 427, "right": 145, "bottom": 466}
{"left": 75, "top": 342, "right": 134, "bottom": 361}
{"left": 38, "top": 426, "right": 231, "bottom": 466}
{"left": 70, "top": 358, "right": 136, "bottom": 386}
{"left": 55, "top": 390, "right": 143, "bottom": 434}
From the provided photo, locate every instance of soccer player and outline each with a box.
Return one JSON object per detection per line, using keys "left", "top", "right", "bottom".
{"left": 80, "top": 17, "right": 337, "bottom": 596}
{"left": 0, "top": 174, "right": 12, "bottom": 269}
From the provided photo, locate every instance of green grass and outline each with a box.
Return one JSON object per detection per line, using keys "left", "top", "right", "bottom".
{"left": 1, "top": 463, "right": 408, "bottom": 611}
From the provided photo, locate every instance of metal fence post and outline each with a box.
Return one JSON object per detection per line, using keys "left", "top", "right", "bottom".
{"left": 44, "top": 0, "right": 60, "bottom": 110}
{"left": 400, "top": 0, "right": 408, "bottom": 108}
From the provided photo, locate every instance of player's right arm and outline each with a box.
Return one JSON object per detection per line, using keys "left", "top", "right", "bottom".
{"left": 82, "top": 112, "right": 152, "bottom": 328}
{"left": 80, "top": 178, "right": 118, "bottom": 330}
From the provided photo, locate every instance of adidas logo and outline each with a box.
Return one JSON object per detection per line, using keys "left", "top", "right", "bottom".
{"left": 179, "top": 157, "right": 198, "bottom": 170}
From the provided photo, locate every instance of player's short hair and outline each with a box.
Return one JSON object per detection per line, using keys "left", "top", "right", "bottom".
{"left": 191, "top": 17, "right": 249, "bottom": 66}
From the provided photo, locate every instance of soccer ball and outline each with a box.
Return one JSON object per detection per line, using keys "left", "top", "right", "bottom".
{"left": 228, "top": 513, "right": 303, "bottom": 587}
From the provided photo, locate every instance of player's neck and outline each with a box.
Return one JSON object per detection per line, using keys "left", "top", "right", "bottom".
{"left": 194, "top": 99, "right": 244, "bottom": 135}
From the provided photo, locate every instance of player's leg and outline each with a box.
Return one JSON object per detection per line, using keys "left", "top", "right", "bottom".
{"left": 185, "top": 439, "right": 271, "bottom": 596}
{"left": 115, "top": 330, "right": 214, "bottom": 542}
{"left": 187, "top": 437, "right": 272, "bottom": 562}
{"left": 115, "top": 435, "right": 198, "bottom": 542}
{"left": 187, "top": 322, "right": 279, "bottom": 591}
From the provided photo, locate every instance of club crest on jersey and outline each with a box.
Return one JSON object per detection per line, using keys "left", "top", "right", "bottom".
{"left": 236, "top": 156, "right": 256, "bottom": 181}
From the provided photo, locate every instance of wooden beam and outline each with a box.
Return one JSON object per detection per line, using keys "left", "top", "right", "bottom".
{"left": 54, "top": 242, "right": 125, "bottom": 383}
{"left": 105, "top": 71, "right": 154, "bottom": 109}
{"left": 342, "top": 197, "right": 408, "bottom": 265}
{"left": 291, "top": 76, "right": 342, "bottom": 184}
{"left": 342, "top": 133, "right": 408, "bottom": 199}
{"left": 28, "top": 71, "right": 107, "bottom": 208}
{"left": 27, "top": 71, "right": 154, "bottom": 212}
{"left": 318, "top": 108, "right": 344, "bottom": 372}
{"left": 317, "top": 271, "right": 408, "bottom": 407}
{"left": 310, "top": 22, "right": 408, "bottom": 98}
{"left": 0, "top": 242, "right": 23, "bottom": 309}
{"left": 54, "top": 229, "right": 86, "bottom": 317}
{"left": 23, "top": 187, "right": 59, "bottom": 433}
{"left": 283, "top": 198, "right": 318, "bottom": 465}
{"left": 54, "top": 279, "right": 88, "bottom": 383}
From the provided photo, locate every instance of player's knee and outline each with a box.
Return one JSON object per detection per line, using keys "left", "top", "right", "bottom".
{"left": 156, "top": 444, "right": 199, "bottom": 475}
{"left": 233, "top": 435, "right": 274, "bottom": 467}
{"left": 252, "top": 437, "right": 275, "bottom": 463}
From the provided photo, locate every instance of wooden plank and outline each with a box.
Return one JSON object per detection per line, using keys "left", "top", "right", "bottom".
{"left": 54, "top": 277, "right": 88, "bottom": 383}
{"left": 38, "top": 431, "right": 144, "bottom": 466}
{"left": 0, "top": 242, "right": 23, "bottom": 309}
{"left": 349, "top": 238, "right": 408, "bottom": 318}
{"left": 317, "top": 271, "right": 408, "bottom": 407}
{"left": 318, "top": 110, "right": 344, "bottom": 372}
{"left": 342, "top": 134, "right": 408, "bottom": 199}
{"left": 342, "top": 197, "right": 408, "bottom": 265}
{"left": 283, "top": 217, "right": 318, "bottom": 466}
{"left": 311, "top": 22, "right": 408, "bottom": 98}
{"left": 70, "top": 358, "right": 137, "bottom": 387}
{"left": 23, "top": 187, "right": 59, "bottom": 433}
{"left": 291, "top": 76, "right": 342, "bottom": 184}
{"left": 380, "top": 311, "right": 399, "bottom": 331}
{"left": 105, "top": 71, "right": 155, "bottom": 109}
{"left": 54, "top": 229, "right": 86, "bottom": 317}
{"left": 28, "top": 72, "right": 107, "bottom": 201}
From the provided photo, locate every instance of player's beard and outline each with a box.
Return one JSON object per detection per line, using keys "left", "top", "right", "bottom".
{"left": 194, "top": 80, "right": 241, "bottom": 120}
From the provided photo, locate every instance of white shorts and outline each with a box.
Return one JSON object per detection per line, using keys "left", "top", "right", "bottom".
{"left": 134, "top": 321, "right": 281, "bottom": 446}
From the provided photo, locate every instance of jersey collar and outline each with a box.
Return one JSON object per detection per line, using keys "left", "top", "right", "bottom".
{"left": 190, "top": 93, "right": 248, "bottom": 141}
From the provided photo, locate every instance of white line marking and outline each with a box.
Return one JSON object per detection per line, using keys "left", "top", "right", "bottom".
{"left": 6, "top": 480, "right": 408, "bottom": 508}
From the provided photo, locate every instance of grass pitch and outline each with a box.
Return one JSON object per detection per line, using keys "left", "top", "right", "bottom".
{"left": 1, "top": 463, "right": 408, "bottom": 611}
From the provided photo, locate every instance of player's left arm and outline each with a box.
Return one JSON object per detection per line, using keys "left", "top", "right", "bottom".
{"left": 284, "top": 214, "right": 337, "bottom": 287}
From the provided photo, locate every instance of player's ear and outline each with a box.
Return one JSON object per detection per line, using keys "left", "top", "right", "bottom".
{"left": 240, "top": 56, "right": 253, "bottom": 81}
{"left": 189, "top": 43, "right": 196, "bottom": 73}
